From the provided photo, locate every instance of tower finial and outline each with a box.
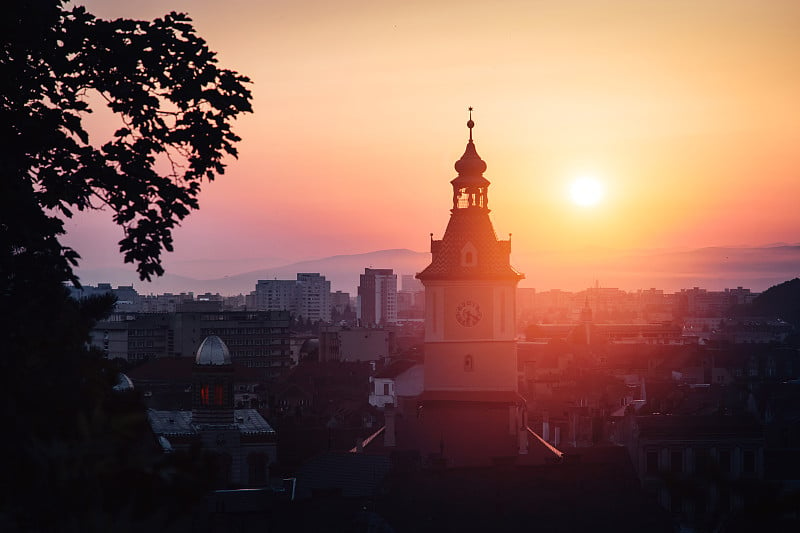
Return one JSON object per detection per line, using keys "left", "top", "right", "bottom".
{"left": 467, "top": 106, "right": 474, "bottom": 141}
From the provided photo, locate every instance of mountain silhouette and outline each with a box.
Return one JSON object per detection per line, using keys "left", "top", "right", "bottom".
{"left": 74, "top": 245, "right": 800, "bottom": 296}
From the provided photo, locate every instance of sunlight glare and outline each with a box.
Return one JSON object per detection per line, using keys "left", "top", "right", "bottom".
{"left": 570, "top": 176, "right": 604, "bottom": 207}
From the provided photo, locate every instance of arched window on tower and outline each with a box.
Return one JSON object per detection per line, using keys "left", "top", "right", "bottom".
{"left": 200, "top": 384, "right": 210, "bottom": 405}
{"left": 214, "top": 384, "right": 225, "bottom": 406}
{"left": 454, "top": 186, "right": 487, "bottom": 209}
{"left": 461, "top": 242, "right": 477, "bottom": 267}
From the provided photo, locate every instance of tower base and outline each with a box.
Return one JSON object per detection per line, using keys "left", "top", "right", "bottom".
{"left": 415, "top": 390, "right": 524, "bottom": 468}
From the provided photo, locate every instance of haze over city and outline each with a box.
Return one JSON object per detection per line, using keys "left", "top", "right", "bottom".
{"left": 65, "top": 0, "right": 800, "bottom": 292}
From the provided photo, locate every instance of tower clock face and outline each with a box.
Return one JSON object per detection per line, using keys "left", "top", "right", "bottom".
{"left": 455, "top": 300, "right": 482, "bottom": 327}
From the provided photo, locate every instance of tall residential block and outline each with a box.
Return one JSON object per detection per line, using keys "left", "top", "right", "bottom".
{"left": 253, "top": 273, "right": 331, "bottom": 322}
{"left": 357, "top": 268, "right": 397, "bottom": 326}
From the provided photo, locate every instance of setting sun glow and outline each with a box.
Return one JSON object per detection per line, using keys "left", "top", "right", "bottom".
{"left": 569, "top": 176, "right": 604, "bottom": 207}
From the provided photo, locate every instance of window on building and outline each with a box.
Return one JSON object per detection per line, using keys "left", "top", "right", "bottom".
{"left": 718, "top": 488, "right": 731, "bottom": 512}
{"left": 695, "top": 493, "right": 707, "bottom": 516}
{"left": 748, "top": 357, "right": 758, "bottom": 377}
{"left": 767, "top": 358, "right": 776, "bottom": 377}
{"left": 694, "top": 448, "right": 709, "bottom": 474}
{"left": 718, "top": 449, "right": 731, "bottom": 473}
{"left": 248, "top": 453, "right": 268, "bottom": 486}
{"left": 743, "top": 450, "right": 755, "bottom": 474}
{"left": 214, "top": 452, "right": 233, "bottom": 486}
{"left": 671, "top": 450, "right": 683, "bottom": 473}
{"left": 646, "top": 450, "right": 658, "bottom": 474}
{"left": 670, "top": 491, "right": 682, "bottom": 514}
{"left": 200, "top": 384, "right": 210, "bottom": 405}
{"left": 214, "top": 384, "right": 224, "bottom": 406}
{"left": 383, "top": 383, "right": 390, "bottom": 396}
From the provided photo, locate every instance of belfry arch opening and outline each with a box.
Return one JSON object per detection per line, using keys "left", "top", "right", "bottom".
{"left": 453, "top": 185, "right": 488, "bottom": 210}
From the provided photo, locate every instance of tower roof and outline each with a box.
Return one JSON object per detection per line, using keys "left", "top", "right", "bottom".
{"left": 417, "top": 209, "right": 522, "bottom": 281}
{"left": 417, "top": 110, "right": 523, "bottom": 282}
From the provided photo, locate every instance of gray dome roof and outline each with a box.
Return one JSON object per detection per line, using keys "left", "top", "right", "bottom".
{"left": 112, "top": 373, "right": 134, "bottom": 392}
{"left": 195, "top": 335, "right": 232, "bottom": 365}
{"left": 300, "top": 337, "right": 319, "bottom": 355}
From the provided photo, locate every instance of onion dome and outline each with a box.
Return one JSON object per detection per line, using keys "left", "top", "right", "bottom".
{"left": 453, "top": 110, "right": 488, "bottom": 177}
{"left": 454, "top": 141, "right": 488, "bottom": 176}
{"left": 195, "top": 335, "right": 231, "bottom": 365}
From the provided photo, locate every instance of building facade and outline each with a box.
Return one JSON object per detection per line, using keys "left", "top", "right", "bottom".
{"left": 318, "top": 325, "right": 394, "bottom": 362}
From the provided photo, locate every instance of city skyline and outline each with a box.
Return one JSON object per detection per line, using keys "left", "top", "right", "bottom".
{"left": 9, "top": 4, "right": 800, "bottom": 530}
{"left": 65, "top": 0, "right": 800, "bottom": 290}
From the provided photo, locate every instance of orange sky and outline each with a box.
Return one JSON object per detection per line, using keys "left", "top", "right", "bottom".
{"left": 66, "top": 0, "right": 800, "bottom": 291}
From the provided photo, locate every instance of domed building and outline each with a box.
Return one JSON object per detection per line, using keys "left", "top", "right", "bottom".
{"left": 147, "top": 335, "right": 277, "bottom": 487}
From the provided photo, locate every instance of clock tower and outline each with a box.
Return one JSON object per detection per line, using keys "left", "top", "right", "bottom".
{"left": 415, "top": 111, "right": 528, "bottom": 466}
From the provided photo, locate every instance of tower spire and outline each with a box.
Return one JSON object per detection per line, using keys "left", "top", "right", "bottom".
{"left": 451, "top": 107, "right": 489, "bottom": 210}
{"left": 467, "top": 106, "right": 474, "bottom": 142}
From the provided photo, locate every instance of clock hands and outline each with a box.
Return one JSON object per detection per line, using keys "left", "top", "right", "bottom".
{"left": 457, "top": 303, "right": 482, "bottom": 327}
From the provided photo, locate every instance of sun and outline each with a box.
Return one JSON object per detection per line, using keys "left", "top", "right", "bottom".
{"left": 569, "top": 176, "right": 604, "bottom": 207}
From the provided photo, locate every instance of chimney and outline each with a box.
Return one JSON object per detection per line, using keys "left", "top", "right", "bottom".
{"left": 542, "top": 411, "right": 550, "bottom": 442}
{"left": 384, "top": 403, "right": 396, "bottom": 447}
{"left": 518, "top": 427, "right": 529, "bottom": 455}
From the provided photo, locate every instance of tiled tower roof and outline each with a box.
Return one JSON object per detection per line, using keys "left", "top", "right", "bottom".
{"left": 417, "top": 209, "right": 522, "bottom": 281}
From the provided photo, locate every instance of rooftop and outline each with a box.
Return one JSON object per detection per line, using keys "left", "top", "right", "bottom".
{"left": 148, "top": 408, "right": 276, "bottom": 436}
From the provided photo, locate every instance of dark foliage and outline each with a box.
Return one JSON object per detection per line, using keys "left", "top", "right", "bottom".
{"left": 1, "top": 1, "right": 251, "bottom": 530}
{"left": 1, "top": 0, "right": 251, "bottom": 283}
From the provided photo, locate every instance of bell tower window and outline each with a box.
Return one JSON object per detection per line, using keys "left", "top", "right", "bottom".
{"left": 200, "top": 384, "right": 210, "bottom": 405}
{"left": 453, "top": 186, "right": 488, "bottom": 210}
{"left": 214, "top": 384, "right": 225, "bottom": 406}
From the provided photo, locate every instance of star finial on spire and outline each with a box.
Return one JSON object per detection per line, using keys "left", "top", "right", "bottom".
{"left": 467, "top": 106, "right": 474, "bottom": 141}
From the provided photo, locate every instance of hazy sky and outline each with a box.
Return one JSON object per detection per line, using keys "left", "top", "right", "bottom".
{"left": 66, "top": 0, "right": 800, "bottom": 287}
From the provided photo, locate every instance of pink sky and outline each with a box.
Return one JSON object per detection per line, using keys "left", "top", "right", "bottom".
{"left": 65, "top": 1, "right": 800, "bottom": 290}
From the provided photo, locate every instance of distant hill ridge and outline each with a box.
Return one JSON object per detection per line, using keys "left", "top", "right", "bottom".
{"left": 74, "top": 244, "right": 800, "bottom": 296}
{"left": 77, "top": 248, "right": 430, "bottom": 295}
{"left": 737, "top": 278, "right": 800, "bottom": 327}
